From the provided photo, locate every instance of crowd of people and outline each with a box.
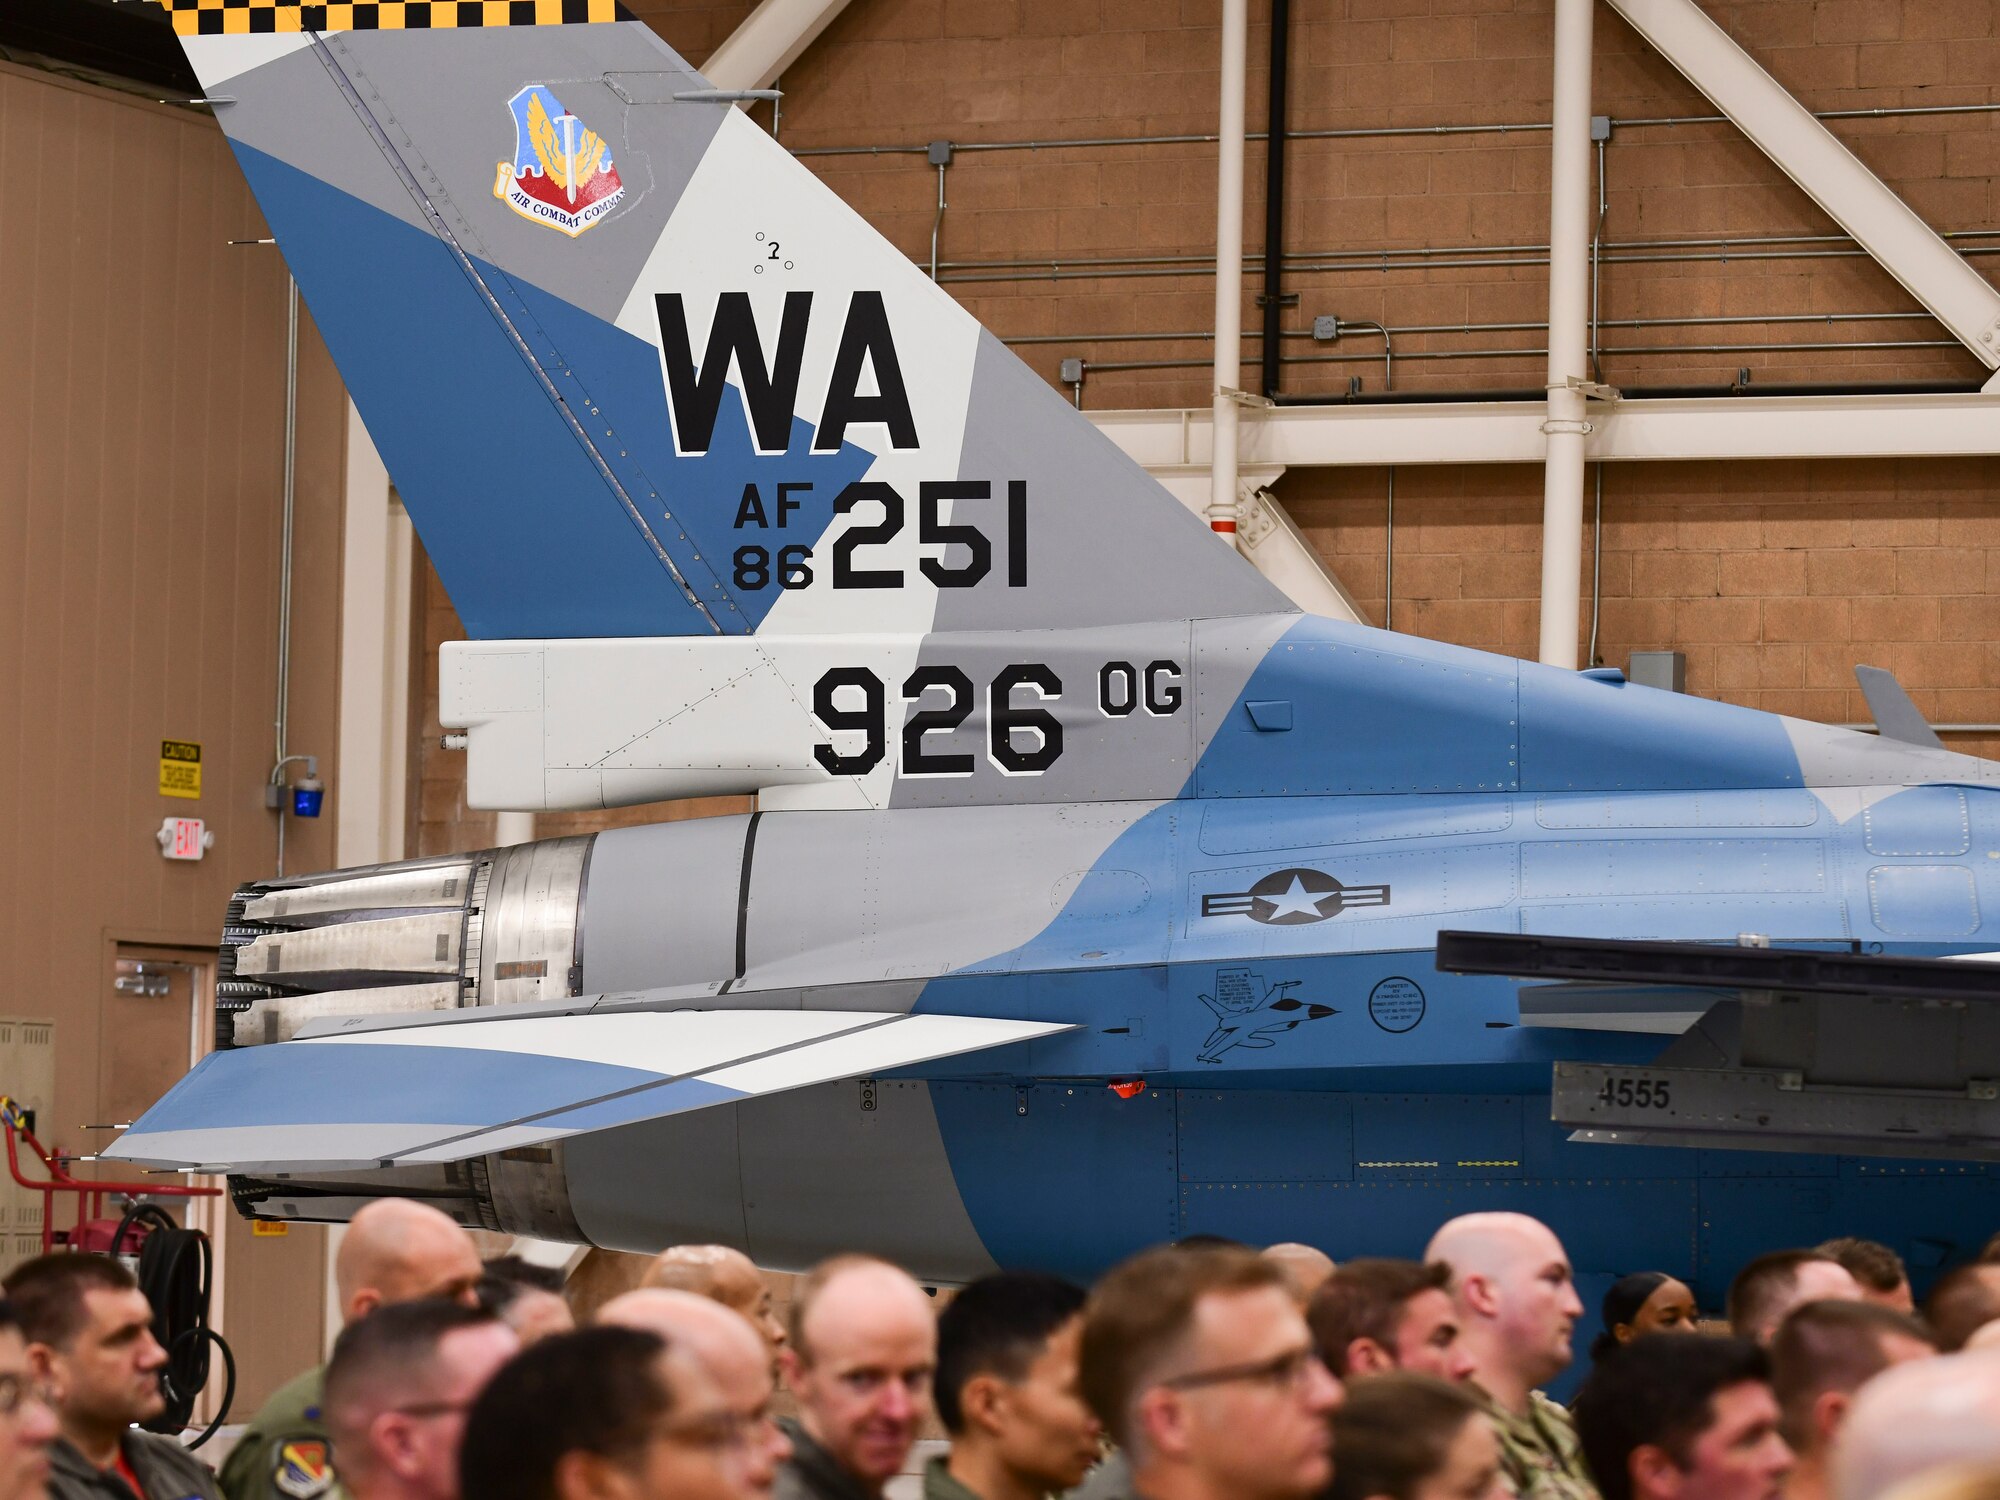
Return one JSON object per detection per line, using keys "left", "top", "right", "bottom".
{"left": 0, "top": 1204, "right": 1998, "bottom": 1500}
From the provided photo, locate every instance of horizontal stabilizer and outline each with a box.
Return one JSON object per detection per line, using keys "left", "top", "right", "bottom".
{"left": 1855, "top": 665, "right": 1945, "bottom": 750}
{"left": 106, "top": 1007, "right": 1069, "bottom": 1173}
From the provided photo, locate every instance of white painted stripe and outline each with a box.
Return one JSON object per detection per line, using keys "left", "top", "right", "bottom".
{"left": 182, "top": 33, "right": 316, "bottom": 92}
{"left": 110, "top": 1122, "right": 432, "bottom": 1172}
{"left": 699, "top": 1014, "right": 1066, "bottom": 1092}
{"left": 296, "top": 1008, "right": 893, "bottom": 1073}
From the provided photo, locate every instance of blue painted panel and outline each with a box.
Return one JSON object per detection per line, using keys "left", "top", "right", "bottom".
{"left": 234, "top": 146, "right": 873, "bottom": 639}
{"left": 1522, "top": 840, "right": 1825, "bottom": 899}
{"left": 918, "top": 968, "right": 1169, "bottom": 1077}
{"left": 1868, "top": 866, "right": 1981, "bottom": 936}
{"left": 1521, "top": 1111, "right": 1703, "bottom": 1181}
{"left": 133, "top": 1042, "right": 672, "bottom": 1132}
{"left": 1182, "top": 1178, "right": 1701, "bottom": 1278}
{"left": 1162, "top": 958, "right": 1523, "bottom": 1075}
{"left": 1519, "top": 898, "right": 1849, "bottom": 941}
{"left": 1195, "top": 623, "right": 1521, "bottom": 798}
{"left": 1698, "top": 1149, "right": 1838, "bottom": 1180}
{"left": 1350, "top": 1094, "right": 1524, "bottom": 1179}
{"left": 1176, "top": 1090, "right": 1354, "bottom": 1183}
{"left": 1199, "top": 797, "right": 1514, "bottom": 856}
{"left": 1518, "top": 664, "right": 1801, "bottom": 792}
{"left": 1182, "top": 846, "right": 1518, "bottom": 956}
{"left": 1536, "top": 791, "right": 1820, "bottom": 830}
{"left": 1693, "top": 1173, "right": 2000, "bottom": 1308}
{"left": 1865, "top": 787, "right": 1971, "bottom": 857}
{"left": 932, "top": 1080, "right": 1179, "bottom": 1281}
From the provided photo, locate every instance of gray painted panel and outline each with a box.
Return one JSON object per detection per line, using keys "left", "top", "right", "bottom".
{"left": 217, "top": 24, "right": 722, "bottom": 323}
{"left": 888, "top": 626, "right": 1194, "bottom": 809}
{"left": 1783, "top": 718, "right": 1992, "bottom": 789}
{"left": 737, "top": 1079, "right": 998, "bottom": 1280}
{"left": 1191, "top": 614, "right": 1298, "bottom": 767}
{"left": 581, "top": 815, "right": 750, "bottom": 991}
{"left": 743, "top": 804, "right": 1151, "bottom": 990}
{"left": 566, "top": 1102, "right": 749, "bottom": 1252}
{"left": 939, "top": 332, "right": 1289, "bottom": 635}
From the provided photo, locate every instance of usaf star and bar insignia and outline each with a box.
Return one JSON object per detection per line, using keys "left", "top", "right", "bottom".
{"left": 1202, "top": 867, "right": 1393, "bottom": 926}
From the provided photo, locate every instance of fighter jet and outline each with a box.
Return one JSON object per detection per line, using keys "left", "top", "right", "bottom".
{"left": 115, "top": 0, "right": 2000, "bottom": 1308}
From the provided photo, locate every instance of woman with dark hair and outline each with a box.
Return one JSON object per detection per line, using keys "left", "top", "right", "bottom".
{"left": 1589, "top": 1273, "right": 1699, "bottom": 1363}
{"left": 1328, "top": 1372, "right": 1507, "bottom": 1500}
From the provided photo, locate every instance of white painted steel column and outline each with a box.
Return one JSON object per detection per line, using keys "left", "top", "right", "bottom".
{"left": 495, "top": 810, "right": 536, "bottom": 846}
{"left": 336, "top": 402, "right": 409, "bottom": 869}
{"left": 701, "top": 0, "right": 853, "bottom": 92}
{"left": 1537, "top": 0, "right": 1593, "bottom": 669}
{"left": 1208, "top": 0, "right": 1249, "bottom": 549}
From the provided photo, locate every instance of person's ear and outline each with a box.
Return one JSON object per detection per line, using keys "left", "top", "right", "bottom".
{"left": 1813, "top": 1390, "right": 1850, "bottom": 1447}
{"left": 1629, "top": 1444, "right": 1682, "bottom": 1500}
{"left": 347, "top": 1289, "right": 383, "bottom": 1323}
{"left": 959, "top": 1374, "right": 1010, "bottom": 1438}
{"left": 554, "top": 1451, "right": 632, "bottom": 1500}
{"left": 779, "top": 1346, "right": 804, "bottom": 1390}
{"left": 23, "top": 1343, "right": 58, "bottom": 1386}
{"left": 1345, "top": 1338, "right": 1393, "bottom": 1376}
{"left": 1461, "top": 1274, "right": 1501, "bottom": 1320}
{"left": 1135, "top": 1388, "right": 1190, "bottom": 1461}
{"left": 376, "top": 1424, "right": 436, "bottom": 1480}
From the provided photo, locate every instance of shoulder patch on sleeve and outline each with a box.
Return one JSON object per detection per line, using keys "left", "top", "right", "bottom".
{"left": 274, "top": 1441, "right": 334, "bottom": 1500}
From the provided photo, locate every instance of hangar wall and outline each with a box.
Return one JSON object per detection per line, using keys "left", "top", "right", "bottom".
{"left": 0, "top": 59, "right": 341, "bottom": 1399}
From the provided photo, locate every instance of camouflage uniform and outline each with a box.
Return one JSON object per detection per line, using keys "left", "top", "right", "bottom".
{"left": 1476, "top": 1388, "right": 1599, "bottom": 1500}
{"left": 218, "top": 1366, "right": 344, "bottom": 1500}
{"left": 923, "top": 1457, "right": 984, "bottom": 1500}
{"left": 772, "top": 1419, "right": 875, "bottom": 1500}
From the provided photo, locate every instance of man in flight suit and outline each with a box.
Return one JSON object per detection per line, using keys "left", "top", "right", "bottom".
{"left": 219, "top": 1202, "right": 481, "bottom": 1500}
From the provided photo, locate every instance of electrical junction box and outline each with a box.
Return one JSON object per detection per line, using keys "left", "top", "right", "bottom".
{"left": 1629, "top": 651, "right": 1687, "bottom": 693}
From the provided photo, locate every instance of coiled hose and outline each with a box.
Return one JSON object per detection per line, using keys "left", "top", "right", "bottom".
{"left": 113, "top": 1203, "right": 237, "bottom": 1450}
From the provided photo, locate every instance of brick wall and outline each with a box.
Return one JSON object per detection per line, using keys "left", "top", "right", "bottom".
{"left": 747, "top": 0, "right": 2000, "bottom": 409}
{"left": 1285, "top": 456, "right": 2000, "bottom": 761}
{"left": 412, "top": 0, "right": 2000, "bottom": 856}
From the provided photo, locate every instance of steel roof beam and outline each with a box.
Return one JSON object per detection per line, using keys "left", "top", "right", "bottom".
{"left": 1091, "top": 392, "right": 2000, "bottom": 469}
{"left": 1604, "top": 0, "right": 2000, "bottom": 388}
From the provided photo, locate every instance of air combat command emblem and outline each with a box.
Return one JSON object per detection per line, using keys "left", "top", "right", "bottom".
{"left": 494, "top": 85, "right": 624, "bottom": 237}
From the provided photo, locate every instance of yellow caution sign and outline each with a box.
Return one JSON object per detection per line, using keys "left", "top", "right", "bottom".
{"left": 159, "top": 740, "right": 201, "bottom": 800}
{"left": 251, "top": 1221, "right": 289, "bottom": 1238}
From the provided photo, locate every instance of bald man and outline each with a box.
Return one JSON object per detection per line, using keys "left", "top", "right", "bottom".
{"left": 1829, "top": 1349, "right": 2000, "bottom": 1500}
{"left": 777, "top": 1257, "right": 938, "bottom": 1500}
{"left": 645, "top": 1246, "right": 788, "bottom": 1361}
{"left": 1426, "top": 1213, "right": 1596, "bottom": 1500}
{"left": 220, "top": 1201, "right": 482, "bottom": 1500}
{"left": 597, "top": 1290, "right": 792, "bottom": 1500}
{"left": 1262, "top": 1245, "right": 1335, "bottom": 1308}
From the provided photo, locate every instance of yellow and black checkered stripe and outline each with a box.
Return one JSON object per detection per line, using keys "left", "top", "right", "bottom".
{"left": 158, "top": 0, "right": 621, "bottom": 37}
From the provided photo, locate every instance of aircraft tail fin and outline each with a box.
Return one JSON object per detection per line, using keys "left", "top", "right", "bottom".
{"left": 165, "top": 7, "right": 1288, "bottom": 640}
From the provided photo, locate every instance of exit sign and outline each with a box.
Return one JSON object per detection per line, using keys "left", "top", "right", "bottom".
{"left": 156, "top": 818, "right": 211, "bottom": 861}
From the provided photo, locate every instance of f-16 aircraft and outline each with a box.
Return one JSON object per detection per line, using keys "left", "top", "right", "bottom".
{"left": 118, "top": 0, "right": 2000, "bottom": 1313}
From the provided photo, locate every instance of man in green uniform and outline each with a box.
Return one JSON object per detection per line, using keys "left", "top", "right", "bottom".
{"left": 924, "top": 1273, "right": 1100, "bottom": 1500}
{"left": 219, "top": 1201, "right": 482, "bottom": 1500}
{"left": 7, "top": 1255, "right": 222, "bottom": 1500}
{"left": 1426, "top": 1213, "right": 1599, "bottom": 1500}
{"left": 774, "top": 1257, "right": 936, "bottom": 1500}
